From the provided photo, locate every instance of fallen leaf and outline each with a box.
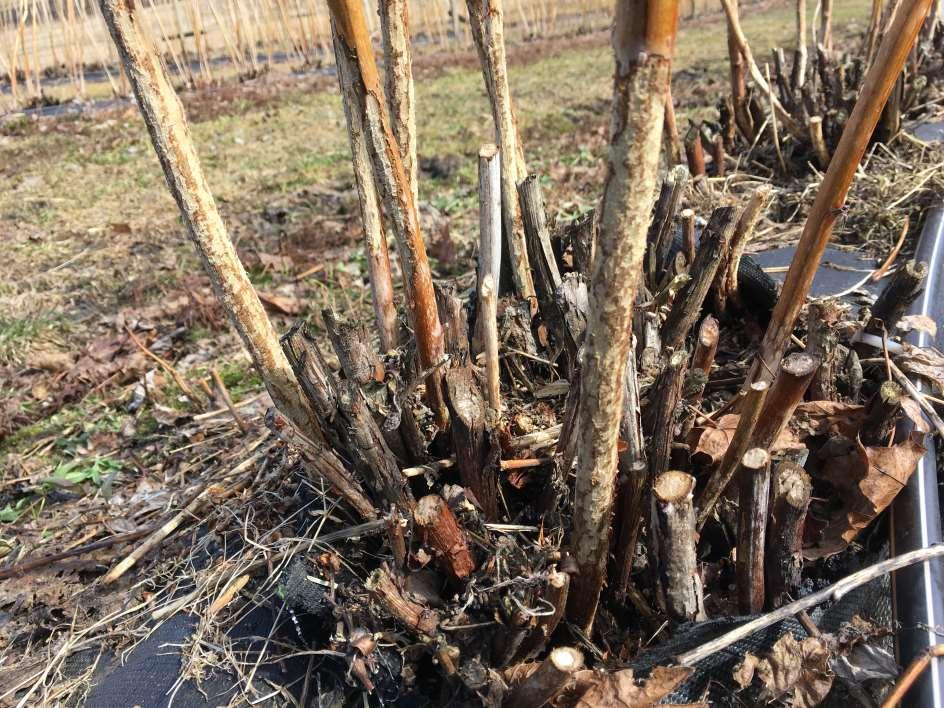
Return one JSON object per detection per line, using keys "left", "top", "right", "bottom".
{"left": 691, "top": 402, "right": 865, "bottom": 463}
{"left": 575, "top": 665, "right": 694, "bottom": 707}
{"left": 693, "top": 414, "right": 801, "bottom": 463}
{"left": 30, "top": 382, "right": 49, "bottom": 400}
{"left": 897, "top": 314, "right": 937, "bottom": 338}
{"left": 257, "top": 252, "right": 294, "bottom": 270}
{"left": 806, "top": 432, "right": 926, "bottom": 558}
{"left": 258, "top": 291, "right": 303, "bottom": 315}
{"left": 29, "top": 348, "right": 73, "bottom": 372}
{"left": 898, "top": 344, "right": 944, "bottom": 394}
{"left": 733, "top": 634, "right": 832, "bottom": 708}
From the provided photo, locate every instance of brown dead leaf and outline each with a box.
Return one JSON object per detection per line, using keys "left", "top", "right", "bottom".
{"left": 109, "top": 222, "right": 133, "bottom": 235}
{"left": 898, "top": 345, "right": 944, "bottom": 394}
{"left": 897, "top": 314, "right": 937, "bottom": 338}
{"left": 691, "top": 402, "right": 865, "bottom": 463}
{"left": 692, "top": 413, "right": 801, "bottom": 463}
{"left": 575, "top": 666, "right": 693, "bottom": 707}
{"left": 29, "top": 348, "right": 73, "bottom": 372}
{"left": 257, "top": 252, "right": 295, "bottom": 270}
{"left": 806, "top": 432, "right": 926, "bottom": 559}
{"left": 733, "top": 634, "right": 832, "bottom": 708}
{"left": 258, "top": 291, "right": 303, "bottom": 315}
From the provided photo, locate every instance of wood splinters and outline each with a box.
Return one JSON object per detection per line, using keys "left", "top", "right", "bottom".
{"left": 413, "top": 494, "right": 475, "bottom": 580}
{"left": 503, "top": 647, "right": 584, "bottom": 708}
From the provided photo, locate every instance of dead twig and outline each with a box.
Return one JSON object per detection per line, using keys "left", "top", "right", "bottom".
{"left": 677, "top": 544, "right": 944, "bottom": 666}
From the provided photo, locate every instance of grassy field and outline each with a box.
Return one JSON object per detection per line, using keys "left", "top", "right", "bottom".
{"left": 0, "top": 0, "right": 872, "bottom": 504}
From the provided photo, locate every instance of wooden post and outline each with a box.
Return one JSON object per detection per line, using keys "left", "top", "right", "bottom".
{"left": 480, "top": 275, "right": 501, "bottom": 413}
{"left": 765, "top": 461, "right": 811, "bottom": 608}
{"left": 466, "top": 0, "right": 536, "bottom": 306}
{"left": 750, "top": 0, "right": 932, "bottom": 384}
{"left": 414, "top": 494, "right": 475, "bottom": 580}
{"left": 503, "top": 647, "right": 584, "bottom": 708}
{"left": 98, "top": 0, "right": 321, "bottom": 440}
{"left": 567, "top": 0, "right": 679, "bottom": 634}
{"left": 651, "top": 471, "right": 705, "bottom": 621}
{"left": 735, "top": 447, "right": 771, "bottom": 613}
{"left": 378, "top": 0, "right": 417, "bottom": 205}
{"left": 327, "top": 0, "right": 448, "bottom": 424}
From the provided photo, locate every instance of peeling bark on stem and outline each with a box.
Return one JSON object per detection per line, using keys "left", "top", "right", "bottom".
{"left": 378, "top": 0, "right": 417, "bottom": 206}
{"left": 332, "top": 27, "right": 398, "bottom": 352}
{"left": 567, "top": 0, "right": 679, "bottom": 634}
{"left": 474, "top": 144, "right": 502, "bottom": 354}
{"left": 750, "top": 0, "right": 932, "bottom": 384}
{"left": 414, "top": 494, "right": 475, "bottom": 580}
{"left": 327, "top": 0, "right": 447, "bottom": 425}
{"left": 98, "top": 0, "right": 320, "bottom": 440}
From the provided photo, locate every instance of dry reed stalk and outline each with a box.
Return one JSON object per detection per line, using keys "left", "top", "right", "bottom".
{"left": 567, "top": 0, "right": 679, "bottom": 634}
{"left": 151, "top": 0, "right": 189, "bottom": 81}
{"left": 170, "top": 0, "right": 196, "bottom": 86}
{"left": 205, "top": 0, "right": 246, "bottom": 73}
{"left": 751, "top": 0, "right": 932, "bottom": 384}
{"left": 99, "top": 0, "right": 323, "bottom": 440}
